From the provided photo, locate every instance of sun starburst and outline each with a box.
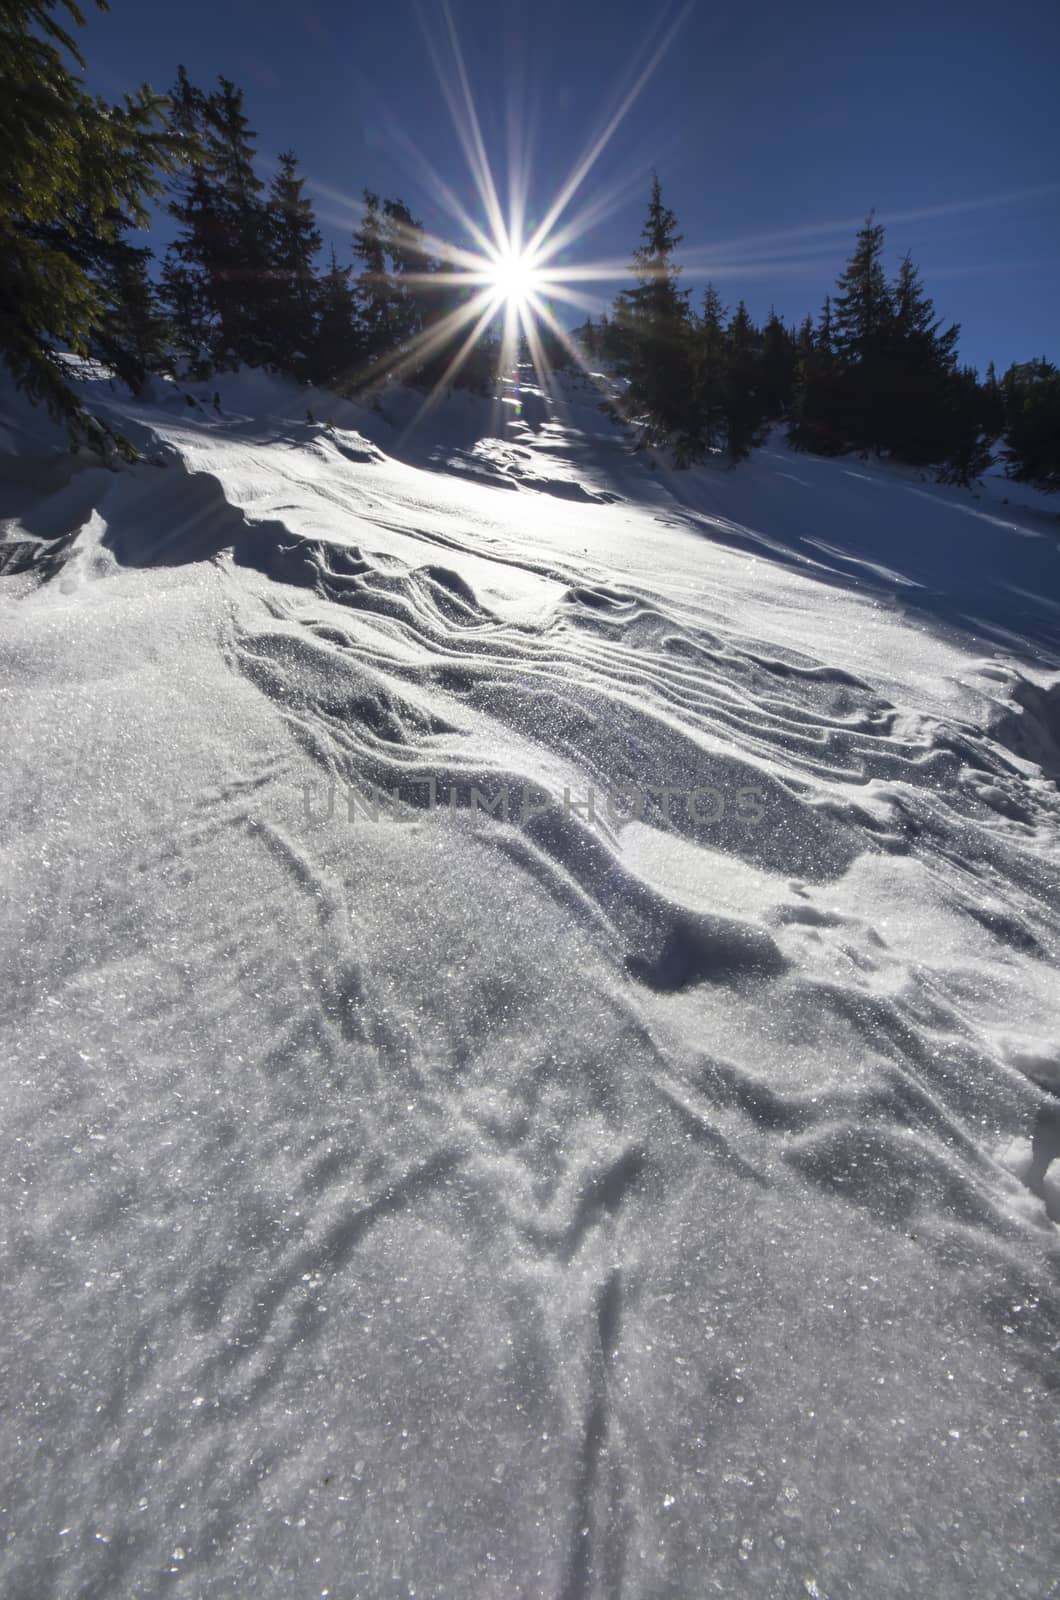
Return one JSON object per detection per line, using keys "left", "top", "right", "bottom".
{"left": 482, "top": 247, "right": 545, "bottom": 311}
{"left": 316, "top": 2, "right": 696, "bottom": 428}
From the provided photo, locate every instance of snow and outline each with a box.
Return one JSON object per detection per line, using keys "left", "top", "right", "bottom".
{"left": 1, "top": 361, "right": 1058, "bottom": 1598}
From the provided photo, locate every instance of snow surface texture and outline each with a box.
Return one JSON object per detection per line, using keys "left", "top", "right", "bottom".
{"left": 1, "top": 363, "right": 1059, "bottom": 1599}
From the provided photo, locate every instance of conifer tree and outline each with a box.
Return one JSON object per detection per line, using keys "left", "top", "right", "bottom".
{"left": 723, "top": 300, "right": 767, "bottom": 463}
{"left": 786, "top": 314, "right": 816, "bottom": 450}
{"left": 203, "top": 77, "right": 271, "bottom": 366}
{"left": 164, "top": 72, "right": 272, "bottom": 371}
{"left": 1002, "top": 359, "right": 1060, "bottom": 491}
{"left": 572, "top": 316, "right": 599, "bottom": 362}
{"left": 161, "top": 66, "right": 217, "bottom": 374}
{"left": 832, "top": 213, "right": 893, "bottom": 452}
{"left": 414, "top": 266, "right": 499, "bottom": 396}
{"left": 1, "top": 0, "right": 183, "bottom": 447}
{"left": 788, "top": 297, "right": 846, "bottom": 454}
{"left": 689, "top": 283, "right": 727, "bottom": 450}
{"left": 88, "top": 233, "right": 170, "bottom": 392}
{"left": 937, "top": 365, "right": 994, "bottom": 485}
{"left": 832, "top": 213, "right": 892, "bottom": 362}
{"left": 798, "top": 222, "right": 976, "bottom": 473}
{"left": 880, "top": 252, "right": 959, "bottom": 463}
{"left": 399, "top": 255, "right": 461, "bottom": 389}
{"left": 980, "top": 359, "right": 1005, "bottom": 441}
{"left": 27, "top": 196, "right": 170, "bottom": 395}
{"left": 380, "top": 197, "right": 429, "bottom": 358}
{"left": 265, "top": 150, "right": 321, "bottom": 376}
{"left": 597, "top": 309, "right": 630, "bottom": 369}
{"left": 614, "top": 174, "right": 697, "bottom": 456}
{"left": 310, "top": 246, "right": 361, "bottom": 390}
{"left": 352, "top": 191, "right": 393, "bottom": 367}
{"left": 760, "top": 308, "right": 796, "bottom": 421}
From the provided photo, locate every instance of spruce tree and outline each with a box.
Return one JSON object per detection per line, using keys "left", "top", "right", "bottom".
{"left": 310, "top": 247, "right": 361, "bottom": 391}
{"left": 760, "top": 308, "right": 796, "bottom": 421}
{"left": 832, "top": 213, "right": 893, "bottom": 452}
{"left": 573, "top": 316, "right": 600, "bottom": 363}
{"left": 1, "top": 0, "right": 182, "bottom": 447}
{"left": 203, "top": 77, "right": 271, "bottom": 367}
{"left": 598, "top": 309, "right": 630, "bottom": 369}
{"left": 614, "top": 174, "right": 697, "bottom": 457}
{"left": 881, "top": 252, "right": 959, "bottom": 464}
{"left": 689, "top": 283, "right": 727, "bottom": 451}
{"left": 25, "top": 196, "right": 170, "bottom": 396}
{"left": 265, "top": 150, "right": 321, "bottom": 376}
{"left": 380, "top": 197, "right": 429, "bottom": 358}
{"left": 723, "top": 301, "right": 767, "bottom": 464}
{"left": 161, "top": 67, "right": 218, "bottom": 374}
{"left": 352, "top": 191, "right": 394, "bottom": 367}
{"left": 1002, "top": 359, "right": 1060, "bottom": 491}
{"left": 832, "top": 213, "right": 892, "bottom": 361}
{"left": 88, "top": 233, "right": 170, "bottom": 392}
{"left": 980, "top": 359, "right": 1005, "bottom": 442}
{"left": 789, "top": 297, "right": 846, "bottom": 455}
{"left": 786, "top": 314, "right": 816, "bottom": 450}
{"left": 937, "top": 365, "right": 994, "bottom": 486}
{"left": 164, "top": 72, "right": 273, "bottom": 372}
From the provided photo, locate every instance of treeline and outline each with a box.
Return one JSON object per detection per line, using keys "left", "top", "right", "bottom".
{"left": 3, "top": 4, "right": 1058, "bottom": 493}
{"left": 577, "top": 178, "right": 1060, "bottom": 491}
{"left": 2, "top": 1, "right": 511, "bottom": 455}
{"left": 159, "top": 67, "right": 499, "bottom": 394}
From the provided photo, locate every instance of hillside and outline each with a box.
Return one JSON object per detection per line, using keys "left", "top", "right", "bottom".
{"left": 1, "top": 363, "right": 1058, "bottom": 1600}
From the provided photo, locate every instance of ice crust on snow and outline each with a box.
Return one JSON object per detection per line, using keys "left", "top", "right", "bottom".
{"left": 1, "top": 362, "right": 1059, "bottom": 1598}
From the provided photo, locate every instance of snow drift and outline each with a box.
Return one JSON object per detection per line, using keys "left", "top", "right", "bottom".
{"left": 1, "top": 362, "right": 1058, "bottom": 1599}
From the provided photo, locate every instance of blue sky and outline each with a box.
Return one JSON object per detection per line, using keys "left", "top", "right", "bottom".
{"left": 82, "top": 0, "right": 1060, "bottom": 374}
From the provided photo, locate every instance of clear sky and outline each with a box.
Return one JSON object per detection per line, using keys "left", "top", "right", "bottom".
{"left": 81, "top": 0, "right": 1060, "bottom": 375}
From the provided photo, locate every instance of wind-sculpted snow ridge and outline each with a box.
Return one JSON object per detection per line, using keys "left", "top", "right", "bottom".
{"left": 1, "top": 363, "right": 1059, "bottom": 1599}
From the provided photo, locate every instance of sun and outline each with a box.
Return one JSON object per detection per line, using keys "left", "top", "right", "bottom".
{"left": 485, "top": 248, "right": 543, "bottom": 308}
{"left": 361, "top": 4, "right": 699, "bottom": 424}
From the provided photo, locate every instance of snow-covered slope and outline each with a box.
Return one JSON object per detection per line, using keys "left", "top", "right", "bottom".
{"left": 1, "top": 364, "right": 1058, "bottom": 1599}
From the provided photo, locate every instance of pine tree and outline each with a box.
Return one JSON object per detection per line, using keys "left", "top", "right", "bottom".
{"left": 689, "top": 283, "right": 727, "bottom": 450}
{"left": 352, "top": 191, "right": 394, "bottom": 367}
{"left": 723, "top": 301, "right": 767, "bottom": 464}
{"left": 832, "top": 213, "right": 892, "bottom": 362}
{"left": 937, "top": 365, "right": 994, "bottom": 486}
{"left": 786, "top": 313, "right": 816, "bottom": 450}
{"left": 832, "top": 213, "right": 893, "bottom": 452}
{"left": 1002, "top": 359, "right": 1060, "bottom": 492}
{"left": 789, "top": 297, "right": 846, "bottom": 455}
{"left": 203, "top": 77, "right": 270, "bottom": 366}
{"left": 398, "top": 252, "right": 488, "bottom": 394}
{"left": 880, "top": 252, "right": 959, "bottom": 463}
{"left": 311, "top": 246, "right": 361, "bottom": 390}
{"left": 163, "top": 72, "right": 273, "bottom": 371}
{"left": 1, "top": 0, "right": 183, "bottom": 448}
{"left": 89, "top": 233, "right": 170, "bottom": 392}
{"left": 265, "top": 150, "right": 321, "bottom": 376}
{"left": 380, "top": 197, "right": 429, "bottom": 358}
{"left": 613, "top": 174, "right": 697, "bottom": 457}
{"left": 572, "top": 316, "right": 599, "bottom": 362}
{"left": 26, "top": 197, "right": 170, "bottom": 396}
{"left": 760, "top": 308, "right": 796, "bottom": 421}
{"left": 161, "top": 67, "right": 217, "bottom": 374}
{"left": 597, "top": 309, "right": 630, "bottom": 369}
{"left": 981, "top": 359, "right": 1005, "bottom": 441}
